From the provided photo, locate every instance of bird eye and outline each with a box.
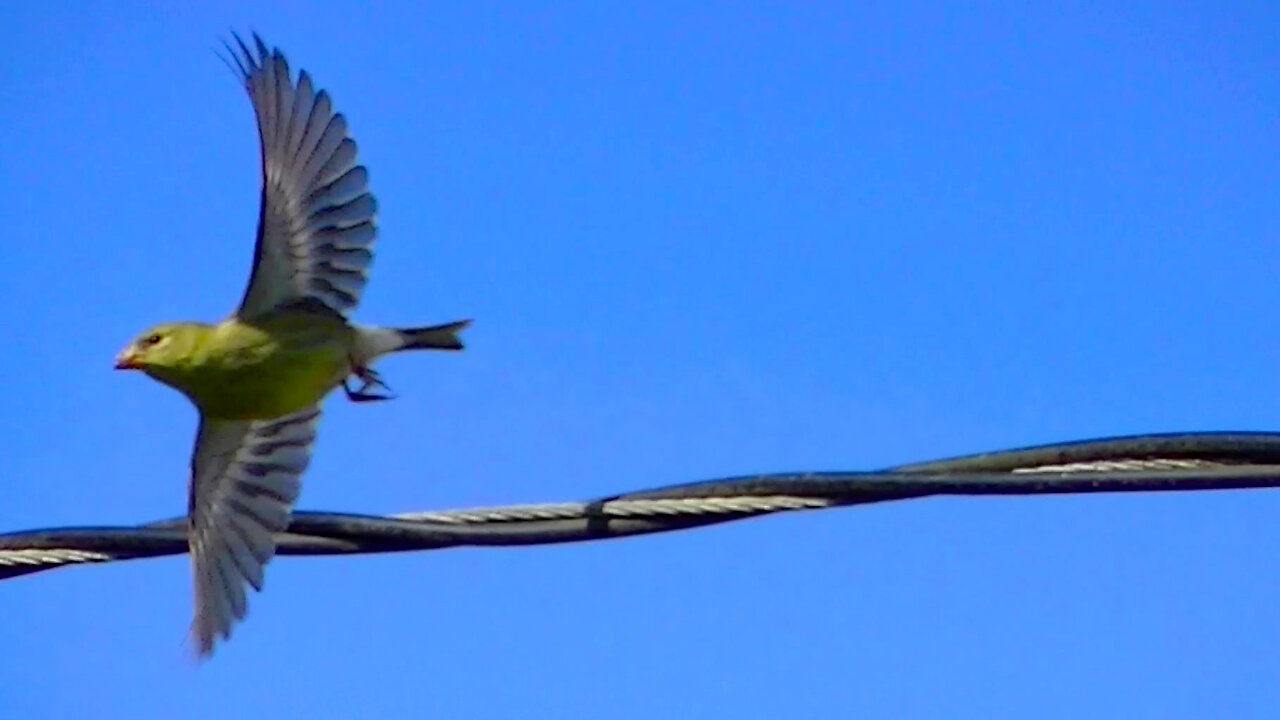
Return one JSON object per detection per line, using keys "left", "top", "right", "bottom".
{"left": 143, "top": 333, "right": 163, "bottom": 346}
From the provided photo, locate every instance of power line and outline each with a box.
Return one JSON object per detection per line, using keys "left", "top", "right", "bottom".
{"left": 5, "top": 431, "right": 1279, "bottom": 580}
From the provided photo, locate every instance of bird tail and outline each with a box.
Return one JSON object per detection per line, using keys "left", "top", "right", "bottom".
{"left": 354, "top": 320, "right": 471, "bottom": 363}
{"left": 397, "top": 319, "right": 472, "bottom": 351}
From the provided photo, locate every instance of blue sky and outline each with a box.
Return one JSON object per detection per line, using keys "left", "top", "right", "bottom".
{"left": 3, "top": 2, "right": 1280, "bottom": 717}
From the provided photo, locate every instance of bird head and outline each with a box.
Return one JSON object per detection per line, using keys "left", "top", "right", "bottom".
{"left": 114, "top": 324, "right": 201, "bottom": 374}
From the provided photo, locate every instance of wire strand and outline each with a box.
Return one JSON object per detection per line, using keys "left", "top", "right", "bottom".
{"left": 4, "top": 431, "right": 1279, "bottom": 580}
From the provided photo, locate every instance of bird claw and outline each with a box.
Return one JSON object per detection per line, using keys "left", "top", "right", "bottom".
{"left": 343, "top": 366, "right": 395, "bottom": 403}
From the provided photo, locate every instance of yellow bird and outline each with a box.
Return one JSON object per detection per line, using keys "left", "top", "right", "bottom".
{"left": 114, "top": 33, "right": 469, "bottom": 656}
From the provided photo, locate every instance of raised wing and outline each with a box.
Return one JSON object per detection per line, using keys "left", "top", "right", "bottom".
{"left": 225, "top": 33, "right": 376, "bottom": 319}
{"left": 187, "top": 406, "right": 321, "bottom": 656}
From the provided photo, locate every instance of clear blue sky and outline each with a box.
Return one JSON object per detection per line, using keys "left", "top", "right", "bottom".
{"left": 3, "top": 2, "right": 1280, "bottom": 717}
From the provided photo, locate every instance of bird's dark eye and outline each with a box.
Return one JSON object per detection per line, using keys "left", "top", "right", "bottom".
{"left": 143, "top": 333, "right": 163, "bottom": 346}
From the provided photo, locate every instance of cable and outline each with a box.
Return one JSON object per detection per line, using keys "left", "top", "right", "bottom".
{"left": 4, "top": 431, "right": 1278, "bottom": 580}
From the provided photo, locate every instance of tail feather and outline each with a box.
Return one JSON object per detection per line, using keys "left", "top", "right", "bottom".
{"left": 398, "top": 319, "right": 472, "bottom": 351}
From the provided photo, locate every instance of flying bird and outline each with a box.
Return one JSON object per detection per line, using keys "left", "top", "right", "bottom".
{"left": 113, "top": 33, "right": 470, "bottom": 656}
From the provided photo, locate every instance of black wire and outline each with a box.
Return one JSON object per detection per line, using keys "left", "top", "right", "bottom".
{"left": 3, "top": 432, "right": 1278, "bottom": 581}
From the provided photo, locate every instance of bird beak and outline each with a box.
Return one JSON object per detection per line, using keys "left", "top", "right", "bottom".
{"left": 114, "top": 349, "right": 140, "bottom": 370}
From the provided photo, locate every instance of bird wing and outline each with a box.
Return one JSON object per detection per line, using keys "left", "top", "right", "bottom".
{"left": 187, "top": 406, "right": 321, "bottom": 656}
{"left": 225, "top": 33, "right": 376, "bottom": 320}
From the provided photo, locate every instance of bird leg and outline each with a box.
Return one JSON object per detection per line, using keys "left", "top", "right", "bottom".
{"left": 343, "top": 364, "right": 395, "bottom": 403}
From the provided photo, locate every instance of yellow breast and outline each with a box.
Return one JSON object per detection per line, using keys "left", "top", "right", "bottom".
{"left": 173, "top": 312, "right": 356, "bottom": 419}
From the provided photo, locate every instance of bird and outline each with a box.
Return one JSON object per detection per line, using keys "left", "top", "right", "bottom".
{"left": 113, "top": 33, "right": 470, "bottom": 657}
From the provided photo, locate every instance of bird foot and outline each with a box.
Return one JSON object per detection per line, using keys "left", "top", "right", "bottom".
{"left": 343, "top": 366, "right": 395, "bottom": 402}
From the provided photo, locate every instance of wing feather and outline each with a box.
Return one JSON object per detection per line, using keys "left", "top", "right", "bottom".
{"left": 188, "top": 406, "right": 321, "bottom": 656}
{"left": 229, "top": 33, "right": 376, "bottom": 318}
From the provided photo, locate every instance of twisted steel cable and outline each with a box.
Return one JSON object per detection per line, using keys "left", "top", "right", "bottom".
{"left": 4, "top": 432, "right": 1279, "bottom": 580}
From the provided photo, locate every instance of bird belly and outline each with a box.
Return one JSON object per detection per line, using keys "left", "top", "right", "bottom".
{"left": 196, "top": 346, "right": 349, "bottom": 420}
